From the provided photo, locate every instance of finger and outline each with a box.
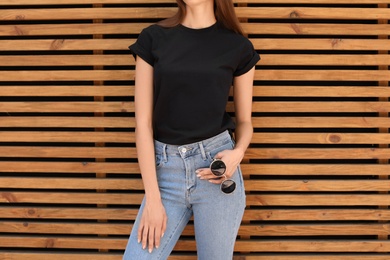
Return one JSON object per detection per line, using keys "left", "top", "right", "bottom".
{"left": 208, "top": 177, "right": 224, "bottom": 184}
{"left": 154, "top": 227, "right": 161, "bottom": 249}
{"left": 137, "top": 221, "right": 144, "bottom": 244}
{"left": 161, "top": 216, "right": 167, "bottom": 238}
{"left": 142, "top": 226, "right": 149, "bottom": 250}
{"left": 197, "top": 169, "right": 215, "bottom": 180}
{"left": 214, "top": 152, "right": 225, "bottom": 159}
{"left": 148, "top": 227, "right": 155, "bottom": 253}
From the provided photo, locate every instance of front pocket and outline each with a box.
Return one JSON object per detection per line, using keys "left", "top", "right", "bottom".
{"left": 206, "top": 141, "right": 235, "bottom": 162}
{"left": 155, "top": 153, "right": 165, "bottom": 169}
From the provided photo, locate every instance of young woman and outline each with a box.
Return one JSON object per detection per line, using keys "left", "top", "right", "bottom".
{"left": 123, "top": 0, "right": 260, "bottom": 259}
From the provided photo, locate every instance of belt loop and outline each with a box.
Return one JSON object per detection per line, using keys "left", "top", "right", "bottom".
{"left": 198, "top": 141, "right": 207, "bottom": 160}
{"left": 162, "top": 144, "right": 168, "bottom": 163}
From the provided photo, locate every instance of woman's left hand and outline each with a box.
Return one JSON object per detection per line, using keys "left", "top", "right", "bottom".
{"left": 195, "top": 148, "right": 244, "bottom": 184}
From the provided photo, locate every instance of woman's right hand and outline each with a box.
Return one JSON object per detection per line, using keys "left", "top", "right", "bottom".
{"left": 138, "top": 199, "right": 167, "bottom": 253}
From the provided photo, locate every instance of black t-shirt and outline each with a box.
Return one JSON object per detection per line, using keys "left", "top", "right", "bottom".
{"left": 129, "top": 22, "right": 260, "bottom": 145}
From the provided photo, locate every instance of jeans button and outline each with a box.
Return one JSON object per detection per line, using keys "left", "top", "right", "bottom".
{"left": 181, "top": 147, "right": 187, "bottom": 153}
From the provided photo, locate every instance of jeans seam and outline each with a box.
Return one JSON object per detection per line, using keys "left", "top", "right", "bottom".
{"left": 157, "top": 207, "right": 191, "bottom": 259}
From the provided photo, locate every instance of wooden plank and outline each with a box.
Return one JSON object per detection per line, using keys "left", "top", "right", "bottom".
{"left": 0, "top": 207, "right": 138, "bottom": 220}
{"left": 245, "top": 148, "right": 390, "bottom": 160}
{"left": 261, "top": 55, "right": 390, "bottom": 66}
{"left": 0, "top": 221, "right": 132, "bottom": 235}
{"left": 0, "top": 39, "right": 131, "bottom": 51}
{"left": 0, "top": 70, "right": 133, "bottom": 81}
{"left": 0, "top": 132, "right": 134, "bottom": 143}
{"left": 244, "top": 209, "right": 390, "bottom": 221}
{"left": 0, "top": 24, "right": 148, "bottom": 36}
{"left": 2, "top": 221, "right": 390, "bottom": 237}
{"left": 235, "top": 7, "right": 390, "bottom": 20}
{"left": 2, "top": 253, "right": 390, "bottom": 260}
{"left": 2, "top": 132, "right": 389, "bottom": 145}
{"left": 0, "top": 252, "right": 122, "bottom": 260}
{"left": 0, "top": 8, "right": 177, "bottom": 20}
{"left": 254, "top": 86, "right": 390, "bottom": 97}
{"left": 245, "top": 180, "right": 390, "bottom": 192}
{"left": 1, "top": 70, "right": 390, "bottom": 82}
{"left": 239, "top": 224, "right": 390, "bottom": 236}
{"left": 0, "top": 147, "right": 137, "bottom": 158}
{"left": 1, "top": 7, "right": 390, "bottom": 21}
{"left": 3, "top": 207, "right": 390, "bottom": 221}
{"left": 0, "top": 86, "right": 133, "bottom": 97}
{"left": 2, "top": 147, "right": 390, "bottom": 160}
{"left": 1, "top": 55, "right": 133, "bottom": 66}
{"left": 0, "top": 236, "right": 127, "bottom": 250}
{"left": 0, "top": 162, "right": 139, "bottom": 173}
{"left": 1, "top": 193, "right": 389, "bottom": 206}
{"left": 2, "top": 23, "right": 390, "bottom": 37}
{"left": 2, "top": 0, "right": 390, "bottom": 5}
{"left": 252, "top": 133, "right": 390, "bottom": 144}
{"left": 247, "top": 194, "right": 390, "bottom": 206}
{"left": 242, "top": 164, "right": 390, "bottom": 176}
{"left": 253, "top": 102, "right": 390, "bottom": 113}
{"left": 0, "top": 117, "right": 134, "bottom": 128}
{"left": 252, "top": 39, "right": 390, "bottom": 51}
{"left": 0, "top": 177, "right": 144, "bottom": 190}
{"left": 233, "top": 240, "right": 390, "bottom": 252}
{"left": 243, "top": 23, "right": 390, "bottom": 35}
{"left": 2, "top": 39, "right": 390, "bottom": 51}
{"left": 3, "top": 177, "right": 390, "bottom": 192}
{"left": 254, "top": 70, "right": 390, "bottom": 81}
{"left": 253, "top": 117, "right": 390, "bottom": 128}
{"left": 0, "top": 192, "right": 143, "bottom": 204}
{"left": 4, "top": 55, "right": 390, "bottom": 66}
{"left": 2, "top": 237, "right": 390, "bottom": 252}
{"left": 0, "top": 102, "right": 134, "bottom": 113}
{"left": 6, "top": 101, "right": 390, "bottom": 113}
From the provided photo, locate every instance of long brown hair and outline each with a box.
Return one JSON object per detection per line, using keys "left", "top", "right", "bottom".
{"left": 157, "top": 0, "right": 244, "bottom": 35}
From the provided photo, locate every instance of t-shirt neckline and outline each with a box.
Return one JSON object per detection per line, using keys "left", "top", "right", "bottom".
{"left": 178, "top": 21, "right": 218, "bottom": 33}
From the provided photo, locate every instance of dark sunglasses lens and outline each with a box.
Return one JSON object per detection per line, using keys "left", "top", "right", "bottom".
{"left": 210, "top": 160, "right": 226, "bottom": 176}
{"left": 221, "top": 179, "right": 236, "bottom": 194}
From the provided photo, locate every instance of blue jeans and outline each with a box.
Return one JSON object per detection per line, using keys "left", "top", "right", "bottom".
{"left": 123, "top": 130, "right": 246, "bottom": 260}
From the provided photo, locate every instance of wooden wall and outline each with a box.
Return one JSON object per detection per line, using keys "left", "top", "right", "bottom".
{"left": 0, "top": 0, "right": 389, "bottom": 259}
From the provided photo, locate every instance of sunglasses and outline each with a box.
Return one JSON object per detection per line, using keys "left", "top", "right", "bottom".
{"left": 209, "top": 159, "right": 236, "bottom": 194}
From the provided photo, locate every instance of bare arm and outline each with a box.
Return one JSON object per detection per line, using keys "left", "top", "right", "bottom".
{"left": 230, "top": 66, "right": 255, "bottom": 162}
{"left": 134, "top": 57, "right": 167, "bottom": 253}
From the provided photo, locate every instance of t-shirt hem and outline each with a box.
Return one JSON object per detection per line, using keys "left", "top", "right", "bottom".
{"left": 128, "top": 44, "right": 154, "bottom": 66}
{"left": 233, "top": 54, "right": 260, "bottom": 77}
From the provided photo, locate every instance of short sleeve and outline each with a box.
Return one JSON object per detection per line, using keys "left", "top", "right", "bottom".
{"left": 233, "top": 39, "right": 260, "bottom": 77}
{"left": 129, "top": 26, "right": 155, "bottom": 66}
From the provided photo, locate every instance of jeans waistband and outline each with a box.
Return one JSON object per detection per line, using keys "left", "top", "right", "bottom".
{"left": 154, "top": 130, "right": 232, "bottom": 159}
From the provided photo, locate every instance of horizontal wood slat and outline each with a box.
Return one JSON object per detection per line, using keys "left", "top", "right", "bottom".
{"left": 2, "top": 177, "right": 390, "bottom": 192}
{"left": 1, "top": 39, "right": 390, "bottom": 51}
{"left": 1, "top": 70, "right": 390, "bottom": 81}
{"left": 2, "top": 192, "right": 390, "bottom": 206}
{"left": 2, "top": 221, "right": 390, "bottom": 237}
{"left": 2, "top": 7, "right": 390, "bottom": 21}
{"left": 2, "top": 207, "right": 390, "bottom": 221}
{"left": 3, "top": 54, "right": 390, "bottom": 66}
{"left": 1, "top": 132, "right": 390, "bottom": 144}
{"left": 2, "top": 0, "right": 390, "bottom": 4}
{"left": 2, "top": 238, "right": 390, "bottom": 252}
{"left": 1, "top": 0, "right": 389, "bottom": 258}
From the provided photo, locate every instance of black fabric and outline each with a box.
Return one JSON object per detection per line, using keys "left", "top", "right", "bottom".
{"left": 129, "top": 22, "right": 260, "bottom": 145}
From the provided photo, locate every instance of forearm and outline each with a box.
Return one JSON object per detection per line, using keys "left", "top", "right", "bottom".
{"left": 233, "top": 120, "right": 253, "bottom": 161}
{"left": 135, "top": 125, "right": 161, "bottom": 202}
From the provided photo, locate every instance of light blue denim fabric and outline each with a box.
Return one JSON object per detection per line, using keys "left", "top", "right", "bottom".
{"left": 123, "top": 130, "right": 246, "bottom": 260}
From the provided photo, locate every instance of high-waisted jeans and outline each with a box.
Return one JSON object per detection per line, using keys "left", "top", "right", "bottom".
{"left": 123, "top": 130, "right": 246, "bottom": 260}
